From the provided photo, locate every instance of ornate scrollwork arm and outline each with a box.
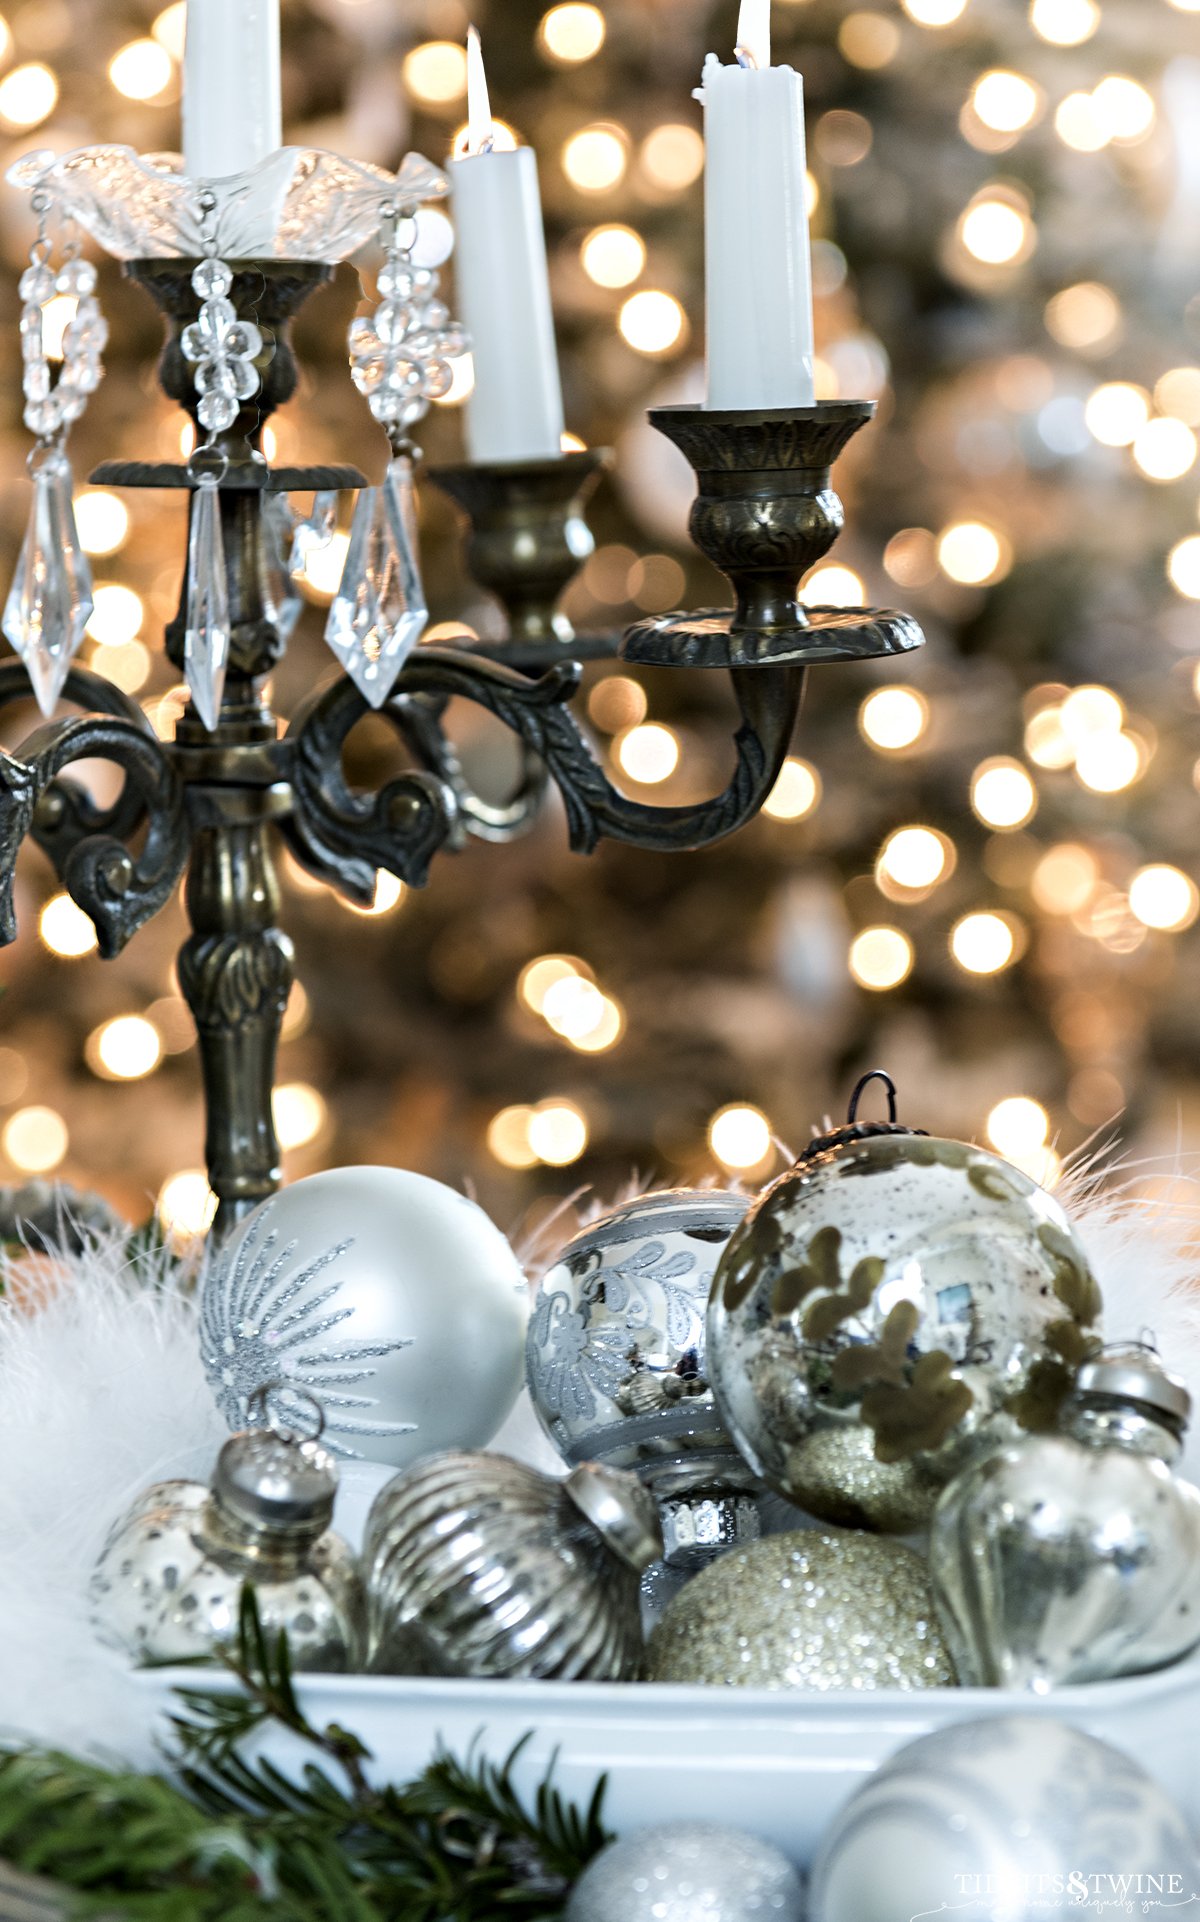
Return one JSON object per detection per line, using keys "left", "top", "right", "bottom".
{"left": 390, "top": 648, "right": 806, "bottom": 856}
{"left": 0, "top": 713, "right": 187, "bottom": 957}
{"left": 280, "top": 679, "right": 460, "bottom": 906}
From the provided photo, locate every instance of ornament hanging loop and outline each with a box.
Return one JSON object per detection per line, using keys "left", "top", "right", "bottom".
{"left": 248, "top": 1380, "right": 328, "bottom": 1445}
{"left": 847, "top": 1067, "right": 900, "bottom": 1126}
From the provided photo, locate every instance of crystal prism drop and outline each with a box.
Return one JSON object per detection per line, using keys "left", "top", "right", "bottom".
{"left": 183, "top": 476, "right": 231, "bottom": 731}
{"left": 261, "top": 492, "right": 303, "bottom": 643}
{"left": 2, "top": 448, "right": 93, "bottom": 718}
{"left": 287, "top": 488, "right": 338, "bottom": 577}
{"left": 324, "top": 457, "right": 428, "bottom": 708}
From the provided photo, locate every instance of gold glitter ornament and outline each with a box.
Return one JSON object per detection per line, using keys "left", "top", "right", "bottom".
{"left": 707, "top": 1071, "right": 1102, "bottom": 1532}
{"left": 646, "top": 1528, "right": 957, "bottom": 1689}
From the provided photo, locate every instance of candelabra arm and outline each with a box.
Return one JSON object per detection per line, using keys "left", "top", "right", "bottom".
{"left": 388, "top": 692, "right": 550, "bottom": 845}
{"left": 0, "top": 711, "right": 187, "bottom": 956}
{"left": 281, "top": 679, "right": 460, "bottom": 906}
{"left": 293, "top": 646, "right": 805, "bottom": 862}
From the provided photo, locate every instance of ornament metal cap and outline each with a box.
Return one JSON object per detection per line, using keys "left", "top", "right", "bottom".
{"left": 564, "top": 1461, "right": 665, "bottom": 1572}
{"left": 1075, "top": 1341, "right": 1192, "bottom": 1430}
{"left": 796, "top": 1068, "right": 928, "bottom": 1164}
{"left": 212, "top": 1386, "right": 340, "bottom": 1537}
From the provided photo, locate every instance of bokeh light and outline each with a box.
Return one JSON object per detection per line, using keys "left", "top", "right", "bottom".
{"left": 860, "top": 686, "right": 929, "bottom": 751}
{"left": 0, "top": 63, "right": 59, "bottom": 130}
{"left": 1085, "top": 382, "right": 1150, "bottom": 447}
{"left": 39, "top": 893, "right": 97, "bottom": 958}
{"left": 3, "top": 1105, "right": 68, "bottom": 1174}
{"left": 763, "top": 758, "right": 822, "bottom": 821}
{"left": 563, "top": 123, "right": 628, "bottom": 191}
{"left": 1030, "top": 0, "right": 1100, "bottom": 43}
{"left": 274, "top": 1082, "right": 328, "bottom": 1150}
{"left": 527, "top": 1099, "right": 589, "bottom": 1165}
{"left": 849, "top": 926, "right": 915, "bottom": 989}
{"left": 838, "top": 11, "right": 901, "bottom": 66}
{"left": 402, "top": 40, "right": 468, "bottom": 105}
{"left": 1044, "top": 282, "right": 1120, "bottom": 352}
{"left": 581, "top": 224, "right": 646, "bottom": 288}
{"left": 73, "top": 491, "right": 129, "bottom": 557}
{"left": 986, "top": 1095, "right": 1049, "bottom": 1159}
{"left": 1128, "top": 865, "right": 1199, "bottom": 931}
{"left": 877, "top": 826, "right": 948, "bottom": 890}
{"left": 157, "top": 1169, "right": 216, "bottom": 1243}
{"left": 971, "top": 758, "right": 1037, "bottom": 829}
{"left": 1132, "top": 417, "right": 1196, "bottom": 482}
{"left": 108, "top": 37, "right": 172, "bottom": 99}
{"left": 587, "top": 676, "right": 647, "bottom": 732}
{"left": 937, "top": 520, "right": 1011, "bottom": 585}
{"left": 802, "top": 563, "right": 865, "bottom": 607}
{"left": 959, "top": 197, "right": 1033, "bottom": 267}
{"left": 951, "top": 912, "right": 1017, "bottom": 973}
{"left": 85, "top": 584, "right": 143, "bottom": 646}
{"left": 616, "top": 721, "right": 680, "bottom": 783}
{"left": 1168, "top": 535, "right": 1200, "bottom": 599}
{"left": 618, "top": 289, "right": 685, "bottom": 354}
{"left": 1032, "top": 844, "right": 1098, "bottom": 914}
{"left": 538, "top": 3, "right": 606, "bottom": 63}
{"left": 902, "top": 0, "right": 967, "bottom": 23}
{"left": 709, "top": 1103, "right": 773, "bottom": 1171}
{"left": 972, "top": 71, "right": 1040, "bottom": 134}
{"left": 87, "top": 1015, "right": 162, "bottom": 1081}
{"left": 152, "top": 3, "right": 186, "bottom": 58}
{"left": 638, "top": 123, "right": 704, "bottom": 192}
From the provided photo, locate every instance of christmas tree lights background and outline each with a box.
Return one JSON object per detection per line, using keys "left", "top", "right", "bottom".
{"left": 0, "top": 0, "right": 1198, "bottom": 1242}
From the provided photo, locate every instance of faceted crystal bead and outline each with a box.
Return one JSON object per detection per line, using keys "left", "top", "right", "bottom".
{"left": 183, "top": 476, "right": 230, "bottom": 731}
{"left": 18, "top": 262, "right": 54, "bottom": 303}
{"left": 377, "top": 261, "right": 416, "bottom": 300}
{"left": 24, "top": 397, "right": 62, "bottom": 438}
{"left": 197, "top": 296, "right": 236, "bottom": 341}
{"left": 323, "top": 456, "right": 428, "bottom": 708}
{"left": 23, "top": 362, "right": 50, "bottom": 401}
{"left": 197, "top": 391, "right": 239, "bottom": 432}
{"left": 191, "top": 257, "right": 234, "bottom": 300}
{"left": 231, "top": 358, "right": 261, "bottom": 401}
{"left": 180, "top": 321, "right": 209, "bottom": 363}
{"left": 194, "top": 359, "right": 237, "bottom": 396}
{"left": 56, "top": 258, "right": 97, "bottom": 296}
{"left": 351, "top": 358, "right": 386, "bottom": 396}
{"left": 423, "top": 360, "right": 454, "bottom": 400}
{"left": 2, "top": 448, "right": 93, "bottom": 717}
{"left": 348, "top": 316, "right": 383, "bottom": 358}
{"left": 222, "top": 321, "right": 262, "bottom": 361}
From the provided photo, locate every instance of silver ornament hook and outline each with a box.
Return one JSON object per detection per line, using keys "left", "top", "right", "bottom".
{"left": 847, "top": 1068, "right": 899, "bottom": 1125}
{"left": 248, "top": 1380, "right": 327, "bottom": 1447}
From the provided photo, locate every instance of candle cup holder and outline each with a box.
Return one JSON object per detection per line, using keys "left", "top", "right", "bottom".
{"left": 430, "top": 450, "right": 612, "bottom": 670}
{"left": 622, "top": 402, "right": 922, "bottom": 671}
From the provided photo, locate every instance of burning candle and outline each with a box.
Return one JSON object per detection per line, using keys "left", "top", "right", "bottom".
{"left": 449, "top": 28, "right": 566, "bottom": 464}
{"left": 701, "top": 0, "right": 816, "bottom": 410}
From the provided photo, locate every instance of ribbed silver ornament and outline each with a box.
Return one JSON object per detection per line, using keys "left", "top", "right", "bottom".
{"left": 364, "top": 1450, "right": 662, "bottom": 1680}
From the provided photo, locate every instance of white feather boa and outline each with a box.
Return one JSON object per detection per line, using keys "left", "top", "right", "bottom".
{"left": 1, "top": 1166, "right": 1198, "bottom": 1769}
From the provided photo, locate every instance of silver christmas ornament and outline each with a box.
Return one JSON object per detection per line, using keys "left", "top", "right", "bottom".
{"left": 566, "top": 1823, "right": 804, "bottom": 1922}
{"left": 645, "top": 1527, "right": 956, "bottom": 1689}
{"left": 931, "top": 1342, "right": 1200, "bottom": 1688}
{"left": 364, "top": 1450, "right": 662, "bottom": 1679}
{"left": 809, "top": 1716, "right": 1200, "bottom": 1922}
{"left": 90, "top": 1391, "right": 365, "bottom": 1670}
{"left": 707, "top": 1072, "right": 1103, "bottom": 1532}
{"left": 201, "top": 1165, "right": 528, "bottom": 1467}
{"left": 526, "top": 1189, "right": 766, "bottom": 1568}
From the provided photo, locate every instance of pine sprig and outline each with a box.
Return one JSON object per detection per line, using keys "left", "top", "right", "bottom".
{"left": 0, "top": 1589, "right": 611, "bottom": 1922}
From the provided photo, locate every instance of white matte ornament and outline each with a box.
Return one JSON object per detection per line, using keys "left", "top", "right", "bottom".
{"left": 200, "top": 1166, "right": 528, "bottom": 1467}
{"left": 809, "top": 1716, "right": 1200, "bottom": 1922}
{"left": 567, "top": 1822, "right": 804, "bottom": 1922}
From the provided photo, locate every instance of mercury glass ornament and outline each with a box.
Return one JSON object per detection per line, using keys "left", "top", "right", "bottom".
{"left": 707, "top": 1072, "right": 1103, "bottom": 1532}
{"left": 931, "top": 1343, "right": 1200, "bottom": 1688}
{"left": 201, "top": 1166, "right": 528, "bottom": 1468}
{"left": 646, "top": 1527, "right": 956, "bottom": 1689}
{"left": 364, "top": 1450, "right": 662, "bottom": 1680}
{"left": 567, "top": 1823, "right": 804, "bottom": 1922}
{"left": 809, "top": 1715, "right": 1200, "bottom": 1922}
{"left": 90, "top": 1395, "right": 364, "bottom": 1670}
{"left": 527, "top": 1189, "right": 766, "bottom": 1568}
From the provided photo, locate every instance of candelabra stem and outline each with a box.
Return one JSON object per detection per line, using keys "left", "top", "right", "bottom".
{"left": 176, "top": 779, "right": 294, "bottom": 1237}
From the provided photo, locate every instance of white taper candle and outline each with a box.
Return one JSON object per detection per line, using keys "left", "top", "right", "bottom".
{"left": 449, "top": 28, "right": 566, "bottom": 464}
{"left": 702, "top": 0, "right": 816, "bottom": 411}
{"left": 183, "top": 0, "right": 283, "bottom": 180}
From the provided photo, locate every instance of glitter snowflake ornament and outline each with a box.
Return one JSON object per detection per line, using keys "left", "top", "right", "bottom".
{"left": 199, "top": 1166, "right": 529, "bottom": 1469}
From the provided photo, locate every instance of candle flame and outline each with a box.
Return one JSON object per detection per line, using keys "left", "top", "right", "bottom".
{"left": 466, "top": 25, "right": 495, "bottom": 155}
{"left": 734, "top": 0, "right": 771, "bottom": 68}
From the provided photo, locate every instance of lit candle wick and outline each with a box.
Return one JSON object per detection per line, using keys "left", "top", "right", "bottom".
{"left": 734, "top": 0, "right": 771, "bottom": 70}
{"left": 466, "top": 25, "right": 495, "bottom": 156}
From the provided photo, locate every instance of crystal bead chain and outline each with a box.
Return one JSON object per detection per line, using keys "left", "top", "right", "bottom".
{"left": 180, "top": 202, "right": 264, "bottom": 438}
{"left": 19, "top": 190, "right": 106, "bottom": 444}
{"left": 347, "top": 201, "right": 469, "bottom": 437}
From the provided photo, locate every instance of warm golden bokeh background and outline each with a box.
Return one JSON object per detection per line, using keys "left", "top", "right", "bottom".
{"left": 1, "top": 0, "right": 1199, "bottom": 1242}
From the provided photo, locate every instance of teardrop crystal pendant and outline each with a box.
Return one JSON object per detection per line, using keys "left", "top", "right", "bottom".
{"left": 287, "top": 488, "right": 338, "bottom": 577}
{"left": 2, "top": 447, "right": 93, "bottom": 717}
{"left": 183, "top": 475, "right": 231, "bottom": 731}
{"left": 261, "top": 492, "right": 303, "bottom": 644}
{"left": 324, "top": 456, "right": 428, "bottom": 709}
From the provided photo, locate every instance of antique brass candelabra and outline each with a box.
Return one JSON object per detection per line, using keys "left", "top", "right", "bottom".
{"left": 0, "top": 259, "right": 922, "bottom": 1236}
